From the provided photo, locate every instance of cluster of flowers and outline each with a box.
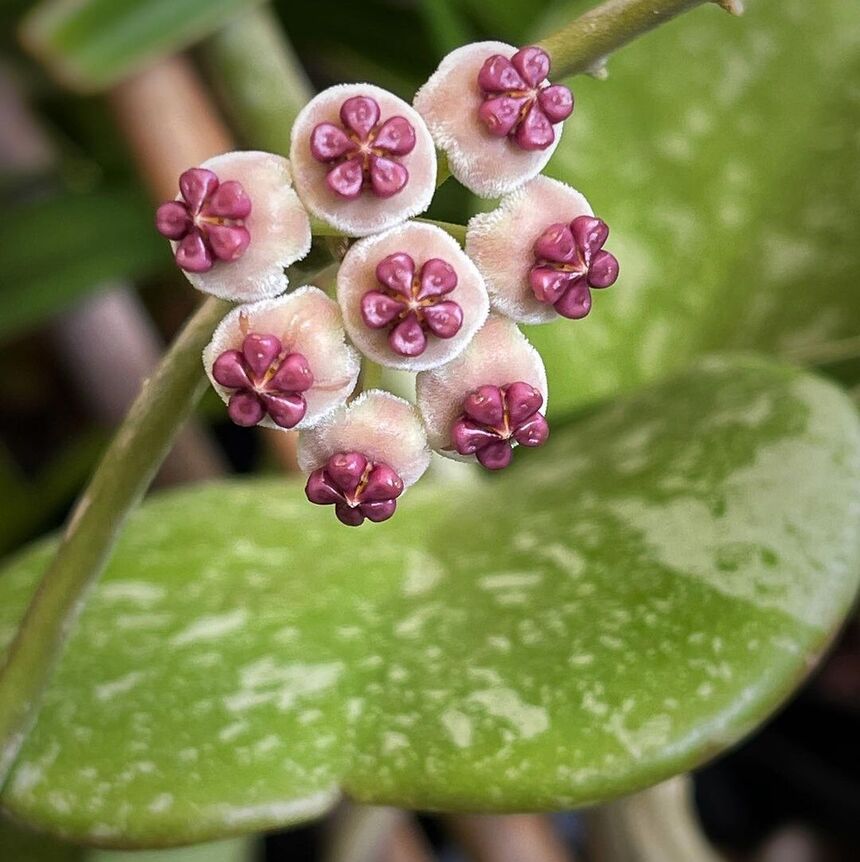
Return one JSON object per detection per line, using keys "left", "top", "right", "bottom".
{"left": 156, "top": 43, "right": 618, "bottom": 526}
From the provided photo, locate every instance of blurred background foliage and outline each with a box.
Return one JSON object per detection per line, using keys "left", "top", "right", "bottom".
{"left": 0, "top": 0, "right": 858, "bottom": 858}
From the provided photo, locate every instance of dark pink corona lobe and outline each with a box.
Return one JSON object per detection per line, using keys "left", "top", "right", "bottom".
{"left": 369, "top": 156, "right": 409, "bottom": 197}
{"left": 327, "top": 452, "right": 368, "bottom": 495}
{"left": 228, "top": 391, "right": 265, "bottom": 427}
{"left": 155, "top": 201, "right": 190, "bottom": 239}
{"left": 206, "top": 224, "right": 251, "bottom": 262}
{"left": 376, "top": 252, "right": 416, "bottom": 297}
{"left": 361, "top": 292, "right": 405, "bottom": 328}
{"left": 270, "top": 352, "right": 314, "bottom": 393}
{"left": 514, "top": 102, "right": 555, "bottom": 151}
{"left": 389, "top": 315, "right": 427, "bottom": 357}
{"left": 179, "top": 168, "right": 218, "bottom": 212}
{"left": 464, "top": 385, "right": 505, "bottom": 427}
{"left": 418, "top": 258, "right": 458, "bottom": 298}
{"left": 212, "top": 349, "right": 251, "bottom": 389}
{"left": 326, "top": 160, "right": 364, "bottom": 199}
{"left": 207, "top": 180, "right": 252, "bottom": 219}
{"left": 175, "top": 231, "right": 213, "bottom": 272}
{"left": 261, "top": 392, "right": 307, "bottom": 428}
{"left": 422, "top": 302, "right": 463, "bottom": 339}
{"left": 373, "top": 116, "right": 416, "bottom": 155}
{"left": 554, "top": 281, "right": 593, "bottom": 319}
{"left": 571, "top": 215, "right": 610, "bottom": 256}
{"left": 478, "top": 55, "right": 526, "bottom": 92}
{"left": 513, "top": 412, "right": 550, "bottom": 447}
{"left": 533, "top": 223, "right": 576, "bottom": 263}
{"left": 505, "top": 381, "right": 543, "bottom": 426}
{"left": 310, "top": 123, "right": 356, "bottom": 161}
{"left": 589, "top": 250, "right": 620, "bottom": 288}
{"left": 538, "top": 85, "right": 574, "bottom": 123}
{"left": 476, "top": 440, "right": 513, "bottom": 470}
{"left": 511, "top": 46, "right": 551, "bottom": 87}
{"left": 242, "top": 333, "right": 282, "bottom": 378}
{"left": 340, "top": 96, "right": 380, "bottom": 138}
{"left": 478, "top": 96, "right": 527, "bottom": 137}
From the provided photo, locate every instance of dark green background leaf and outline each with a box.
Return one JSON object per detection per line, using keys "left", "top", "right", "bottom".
{"left": 0, "top": 189, "right": 166, "bottom": 342}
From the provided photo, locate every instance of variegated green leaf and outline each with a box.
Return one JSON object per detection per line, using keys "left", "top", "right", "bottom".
{"left": 0, "top": 357, "right": 857, "bottom": 847}
{"left": 532, "top": 0, "right": 860, "bottom": 414}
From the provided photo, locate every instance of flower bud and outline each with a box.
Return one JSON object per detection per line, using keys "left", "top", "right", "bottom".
{"left": 466, "top": 175, "right": 619, "bottom": 324}
{"left": 416, "top": 314, "right": 548, "bottom": 469}
{"left": 290, "top": 84, "right": 436, "bottom": 237}
{"left": 337, "top": 222, "right": 489, "bottom": 371}
{"left": 414, "top": 42, "right": 573, "bottom": 198}
{"left": 155, "top": 151, "right": 311, "bottom": 302}
{"left": 203, "top": 287, "right": 360, "bottom": 431}
{"left": 298, "top": 390, "right": 431, "bottom": 525}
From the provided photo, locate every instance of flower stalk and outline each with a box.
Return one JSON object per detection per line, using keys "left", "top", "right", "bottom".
{"left": 539, "top": 0, "right": 738, "bottom": 79}
{"left": 0, "top": 295, "right": 230, "bottom": 784}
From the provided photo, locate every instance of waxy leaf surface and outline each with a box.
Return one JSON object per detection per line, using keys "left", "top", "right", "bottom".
{"left": 0, "top": 357, "right": 858, "bottom": 847}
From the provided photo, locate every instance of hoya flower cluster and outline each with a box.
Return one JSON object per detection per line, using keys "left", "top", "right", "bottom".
{"left": 155, "top": 43, "right": 618, "bottom": 526}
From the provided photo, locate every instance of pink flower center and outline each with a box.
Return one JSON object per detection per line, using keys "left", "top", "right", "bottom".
{"left": 360, "top": 251, "right": 464, "bottom": 357}
{"left": 211, "top": 332, "right": 314, "bottom": 429}
{"left": 476, "top": 46, "right": 574, "bottom": 152}
{"left": 155, "top": 167, "right": 252, "bottom": 273}
{"left": 529, "top": 215, "right": 620, "bottom": 320}
{"left": 451, "top": 382, "right": 549, "bottom": 470}
{"left": 310, "top": 96, "right": 417, "bottom": 200}
{"left": 305, "top": 452, "right": 404, "bottom": 526}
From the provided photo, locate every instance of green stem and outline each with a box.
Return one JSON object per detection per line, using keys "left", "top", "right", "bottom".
{"left": 0, "top": 295, "right": 229, "bottom": 784}
{"left": 201, "top": 5, "right": 312, "bottom": 151}
{"left": 539, "top": 0, "right": 740, "bottom": 79}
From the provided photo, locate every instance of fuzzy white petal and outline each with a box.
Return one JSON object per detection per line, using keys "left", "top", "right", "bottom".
{"left": 290, "top": 84, "right": 436, "bottom": 237}
{"left": 337, "top": 222, "right": 489, "bottom": 371}
{"left": 414, "top": 42, "right": 564, "bottom": 198}
{"left": 297, "top": 390, "right": 431, "bottom": 489}
{"left": 465, "top": 176, "right": 594, "bottom": 324}
{"left": 415, "top": 315, "right": 548, "bottom": 457}
{"left": 173, "top": 151, "right": 311, "bottom": 302}
{"left": 203, "top": 287, "right": 360, "bottom": 431}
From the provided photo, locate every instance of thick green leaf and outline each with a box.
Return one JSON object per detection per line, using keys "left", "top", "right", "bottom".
{"left": 0, "top": 357, "right": 858, "bottom": 846}
{"left": 20, "top": 0, "right": 264, "bottom": 91}
{"left": 0, "top": 816, "right": 252, "bottom": 861}
{"left": 531, "top": 0, "right": 860, "bottom": 415}
{"left": 0, "top": 190, "right": 165, "bottom": 342}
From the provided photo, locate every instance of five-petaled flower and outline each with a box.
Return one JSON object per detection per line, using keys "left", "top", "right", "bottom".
{"left": 156, "top": 167, "right": 251, "bottom": 273}
{"left": 310, "top": 96, "right": 416, "bottom": 199}
{"left": 291, "top": 84, "right": 436, "bottom": 237}
{"left": 466, "top": 176, "right": 619, "bottom": 324}
{"left": 414, "top": 42, "right": 574, "bottom": 197}
{"left": 529, "top": 216, "right": 619, "bottom": 319}
{"left": 155, "top": 152, "right": 312, "bottom": 302}
{"left": 477, "top": 46, "right": 573, "bottom": 151}
{"left": 203, "top": 288, "right": 360, "bottom": 432}
{"left": 361, "top": 253, "right": 463, "bottom": 357}
{"left": 305, "top": 452, "right": 404, "bottom": 526}
{"left": 452, "top": 382, "right": 549, "bottom": 470}
{"left": 298, "top": 390, "right": 431, "bottom": 526}
{"left": 416, "top": 315, "right": 548, "bottom": 471}
{"left": 337, "top": 222, "right": 489, "bottom": 371}
{"left": 212, "top": 333, "right": 313, "bottom": 429}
